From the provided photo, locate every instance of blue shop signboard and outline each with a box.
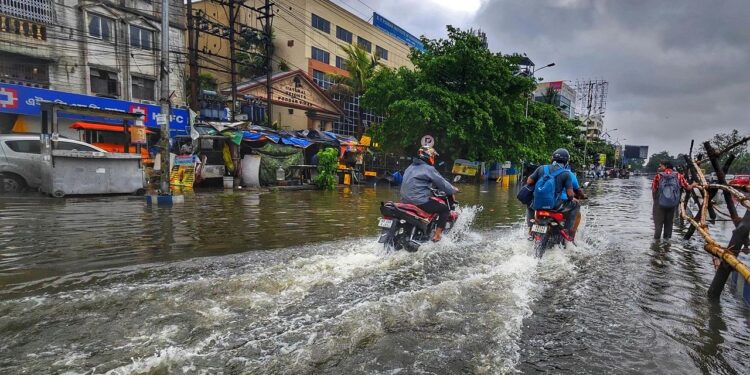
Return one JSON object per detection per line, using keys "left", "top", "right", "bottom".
{"left": 372, "top": 13, "right": 425, "bottom": 52}
{"left": 0, "top": 83, "right": 188, "bottom": 136}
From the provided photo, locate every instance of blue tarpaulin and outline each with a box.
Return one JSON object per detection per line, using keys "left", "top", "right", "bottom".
{"left": 280, "top": 137, "right": 312, "bottom": 148}
{"left": 242, "top": 131, "right": 280, "bottom": 143}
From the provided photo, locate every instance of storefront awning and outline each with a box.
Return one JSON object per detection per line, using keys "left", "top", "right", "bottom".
{"left": 71, "top": 121, "right": 154, "bottom": 133}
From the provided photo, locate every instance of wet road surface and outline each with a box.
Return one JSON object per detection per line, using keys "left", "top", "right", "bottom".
{"left": 0, "top": 178, "right": 748, "bottom": 374}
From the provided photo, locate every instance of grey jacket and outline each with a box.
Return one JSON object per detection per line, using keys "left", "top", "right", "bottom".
{"left": 400, "top": 158, "right": 457, "bottom": 205}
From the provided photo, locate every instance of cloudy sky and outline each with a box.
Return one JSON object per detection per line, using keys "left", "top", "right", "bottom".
{"left": 333, "top": 0, "right": 749, "bottom": 156}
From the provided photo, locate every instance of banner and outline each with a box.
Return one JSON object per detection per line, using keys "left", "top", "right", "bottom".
{"left": 0, "top": 83, "right": 188, "bottom": 136}
{"left": 452, "top": 159, "right": 480, "bottom": 176}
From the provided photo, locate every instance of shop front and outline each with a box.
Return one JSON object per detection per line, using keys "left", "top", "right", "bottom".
{"left": 0, "top": 83, "right": 189, "bottom": 139}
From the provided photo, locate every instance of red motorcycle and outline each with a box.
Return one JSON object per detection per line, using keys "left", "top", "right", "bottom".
{"left": 530, "top": 210, "right": 569, "bottom": 258}
{"left": 378, "top": 189, "right": 459, "bottom": 252}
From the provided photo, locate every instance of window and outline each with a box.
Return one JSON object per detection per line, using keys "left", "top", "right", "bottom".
{"left": 311, "top": 47, "right": 329, "bottom": 64}
{"left": 88, "top": 14, "right": 113, "bottom": 41}
{"left": 312, "top": 70, "right": 332, "bottom": 90}
{"left": 4, "top": 140, "right": 40, "bottom": 154}
{"left": 357, "top": 37, "right": 371, "bottom": 53}
{"left": 129, "top": 25, "right": 153, "bottom": 50}
{"left": 55, "top": 141, "right": 99, "bottom": 152}
{"left": 131, "top": 76, "right": 155, "bottom": 101}
{"left": 376, "top": 46, "right": 388, "bottom": 61}
{"left": 336, "top": 26, "right": 352, "bottom": 43}
{"left": 90, "top": 68, "right": 119, "bottom": 97}
{"left": 311, "top": 14, "right": 330, "bottom": 33}
{"left": 335, "top": 56, "right": 346, "bottom": 70}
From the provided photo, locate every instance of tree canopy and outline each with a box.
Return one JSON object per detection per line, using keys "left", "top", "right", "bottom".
{"left": 361, "top": 26, "right": 579, "bottom": 163}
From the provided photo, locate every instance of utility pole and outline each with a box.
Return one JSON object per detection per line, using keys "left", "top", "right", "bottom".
{"left": 187, "top": 0, "right": 199, "bottom": 111}
{"left": 159, "top": 0, "right": 171, "bottom": 193}
{"left": 229, "top": 0, "right": 238, "bottom": 121}
{"left": 258, "top": 0, "right": 274, "bottom": 127}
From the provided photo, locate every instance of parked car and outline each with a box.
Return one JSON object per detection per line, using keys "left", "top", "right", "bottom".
{"left": 0, "top": 134, "right": 106, "bottom": 193}
{"left": 729, "top": 175, "right": 750, "bottom": 186}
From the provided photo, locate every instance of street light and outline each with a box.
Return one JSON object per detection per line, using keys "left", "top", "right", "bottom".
{"left": 525, "top": 62, "right": 556, "bottom": 117}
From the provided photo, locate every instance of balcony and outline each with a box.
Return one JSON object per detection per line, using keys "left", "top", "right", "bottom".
{"left": 0, "top": 0, "right": 54, "bottom": 23}
{"left": 0, "top": 15, "right": 46, "bottom": 40}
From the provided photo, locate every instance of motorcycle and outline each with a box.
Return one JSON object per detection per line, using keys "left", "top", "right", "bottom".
{"left": 377, "top": 189, "right": 459, "bottom": 252}
{"left": 530, "top": 210, "right": 568, "bottom": 258}
{"left": 531, "top": 182, "right": 589, "bottom": 258}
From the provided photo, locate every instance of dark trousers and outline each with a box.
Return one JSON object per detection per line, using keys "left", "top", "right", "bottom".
{"left": 557, "top": 200, "right": 580, "bottom": 232}
{"left": 419, "top": 200, "right": 450, "bottom": 229}
{"left": 653, "top": 203, "right": 676, "bottom": 239}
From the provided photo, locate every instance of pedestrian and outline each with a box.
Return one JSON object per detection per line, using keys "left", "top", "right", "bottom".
{"left": 652, "top": 161, "right": 697, "bottom": 239}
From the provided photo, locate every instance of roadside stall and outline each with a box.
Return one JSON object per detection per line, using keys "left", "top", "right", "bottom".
{"left": 71, "top": 121, "right": 155, "bottom": 165}
{"left": 38, "top": 103, "right": 145, "bottom": 197}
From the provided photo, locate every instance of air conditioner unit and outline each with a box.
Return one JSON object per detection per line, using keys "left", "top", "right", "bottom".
{"left": 139, "top": 100, "right": 157, "bottom": 105}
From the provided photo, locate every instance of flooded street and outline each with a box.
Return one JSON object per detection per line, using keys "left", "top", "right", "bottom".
{"left": 1, "top": 178, "right": 748, "bottom": 374}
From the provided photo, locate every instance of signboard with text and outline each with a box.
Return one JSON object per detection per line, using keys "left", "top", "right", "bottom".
{"left": 624, "top": 145, "right": 649, "bottom": 159}
{"left": 0, "top": 83, "right": 188, "bottom": 136}
{"left": 372, "top": 13, "right": 425, "bottom": 52}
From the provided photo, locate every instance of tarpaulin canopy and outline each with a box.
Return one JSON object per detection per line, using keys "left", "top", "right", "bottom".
{"left": 280, "top": 137, "right": 312, "bottom": 148}
{"left": 323, "top": 131, "right": 359, "bottom": 145}
{"left": 71, "top": 122, "right": 154, "bottom": 133}
{"left": 255, "top": 143, "right": 303, "bottom": 185}
{"left": 242, "top": 131, "right": 280, "bottom": 143}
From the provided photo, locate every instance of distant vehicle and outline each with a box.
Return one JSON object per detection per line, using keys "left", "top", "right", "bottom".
{"left": 725, "top": 174, "right": 735, "bottom": 182}
{"left": 0, "top": 134, "right": 106, "bottom": 193}
{"left": 729, "top": 175, "right": 750, "bottom": 186}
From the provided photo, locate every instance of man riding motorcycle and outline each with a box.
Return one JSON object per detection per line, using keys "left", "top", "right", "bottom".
{"left": 400, "top": 146, "right": 459, "bottom": 242}
{"left": 526, "top": 148, "right": 580, "bottom": 242}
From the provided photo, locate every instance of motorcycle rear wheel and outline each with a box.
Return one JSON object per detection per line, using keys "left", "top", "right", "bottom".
{"left": 534, "top": 232, "right": 551, "bottom": 259}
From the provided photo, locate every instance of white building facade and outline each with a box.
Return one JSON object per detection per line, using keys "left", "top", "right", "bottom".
{"left": 0, "top": 0, "right": 185, "bottom": 106}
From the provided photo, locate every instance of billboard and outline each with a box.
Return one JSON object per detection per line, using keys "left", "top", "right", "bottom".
{"left": 0, "top": 83, "right": 188, "bottom": 136}
{"left": 624, "top": 145, "right": 649, "bottom": 159}
{"left": 372, "top": 13, "right": 425, "bottom": 52}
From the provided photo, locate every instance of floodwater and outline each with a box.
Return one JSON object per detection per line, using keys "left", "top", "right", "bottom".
{"left": 0, "top": 178, "right": 748, "bottom": 374}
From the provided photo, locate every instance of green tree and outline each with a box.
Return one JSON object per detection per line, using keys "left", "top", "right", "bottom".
{"left": 362, "top": 26, "right": 578, "bottom": 164}
{"left": 237, "top": 28, "right": 273, "bottom": 79}
{"left": 328, "top": 44, "right": 379, "bottom": 139}
{"left": 314, "top": 148, "right": 339, "bottom": 190}
{"left": 697, "top": 130, "right": 749, "bottom": 173}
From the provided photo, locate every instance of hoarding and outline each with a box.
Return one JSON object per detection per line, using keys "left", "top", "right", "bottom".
{"left": 624, "top": 145, "right": 649, "bottom": 159}
{"left": 372, "top": 13, "right": 425, "bottom": 52}
{"left": 0, "top": 83, "right": 188, "bottom": 136}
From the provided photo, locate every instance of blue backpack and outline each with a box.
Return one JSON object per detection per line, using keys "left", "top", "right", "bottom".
{"left": 531, "top": 165, "right": 567, "bottom": 210}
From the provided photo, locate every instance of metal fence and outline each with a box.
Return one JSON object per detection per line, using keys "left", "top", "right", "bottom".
{"left": 0, "top": 0, "right": 54, "bottom": 24}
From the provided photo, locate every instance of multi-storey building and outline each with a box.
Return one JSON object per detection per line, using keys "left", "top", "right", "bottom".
{"left": 0, "top": 0, "right": 188, "bottom": 136}
{"left": 533, "top": 81, "right": 576, "bottom": 119}
{"left": 192, "top": 0, "right": 418, "bottom": 134}
{"left": 578, "top": 114, "right": 604, "bottom": 140}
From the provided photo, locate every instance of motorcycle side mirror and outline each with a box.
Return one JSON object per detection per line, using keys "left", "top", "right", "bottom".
{"left": 453, "top": 175, "right": 462, "bottom": 183}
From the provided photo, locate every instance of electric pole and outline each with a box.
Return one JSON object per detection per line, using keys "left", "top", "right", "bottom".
{"left": 258, "top": 0, "right": 274, "bottom": 127}
{"left": 159, "top": 0, "right": 171, "bottom": 193}
{"left": 187, "top": 0, "right": 199, "bottom": 111}
{"left": 229, "top": 0, "right": 238, "bottom": 121}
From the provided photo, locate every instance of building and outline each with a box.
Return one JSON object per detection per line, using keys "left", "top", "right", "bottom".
{"left": 0, "top": 0, "right": 188, "bottom": 137}
{"left": 533, "top": 81, "right": 576, "bottom": 119}
{"left": 578, "top": 114, "right": 604, "bottom": 140}
{"left": 191, "top": 0, "right": 418, "bottom": 134}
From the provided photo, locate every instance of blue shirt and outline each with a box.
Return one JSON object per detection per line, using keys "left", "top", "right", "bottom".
{"left": 561, "top": 167, "right": 579, "bottom": 200}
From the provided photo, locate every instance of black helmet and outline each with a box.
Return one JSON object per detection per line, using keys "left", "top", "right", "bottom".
{"left": 552, "top": 148, "right": 570, "bottom": 164}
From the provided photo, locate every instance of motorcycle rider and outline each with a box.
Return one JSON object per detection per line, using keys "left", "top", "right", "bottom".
{"left": 400, "top": 146, "right": 459, "bottom": 242}
{"left": 526, "top": 148, "right": 580, "bottom": 241}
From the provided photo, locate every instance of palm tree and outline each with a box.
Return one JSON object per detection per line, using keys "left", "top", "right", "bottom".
{"left": 328, "top": 44, "right": 379, "bottom": 138}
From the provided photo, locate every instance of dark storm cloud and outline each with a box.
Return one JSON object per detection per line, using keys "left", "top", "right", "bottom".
{"left": 472, "top": 0, "right": 750, "bottom": 154}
